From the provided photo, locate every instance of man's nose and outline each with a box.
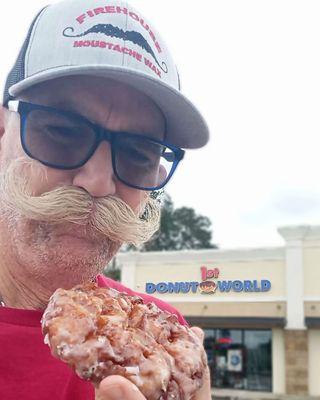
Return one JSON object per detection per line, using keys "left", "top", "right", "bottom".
{"left": 72, "top": 142, "right": 116, "bottom": 197}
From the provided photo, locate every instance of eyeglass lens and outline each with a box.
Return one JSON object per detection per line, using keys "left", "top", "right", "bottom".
{"left": 23, "top": 108, "right": 176, "bottom": 189}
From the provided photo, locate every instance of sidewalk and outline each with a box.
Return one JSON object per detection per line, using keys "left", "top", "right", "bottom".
{"left": 211, "top": 389, "right": 320, "bottom": 400}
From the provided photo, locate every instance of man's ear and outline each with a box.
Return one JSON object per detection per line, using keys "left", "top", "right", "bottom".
{"left": 0, "top": 105, "right": 7, "bottom": 139}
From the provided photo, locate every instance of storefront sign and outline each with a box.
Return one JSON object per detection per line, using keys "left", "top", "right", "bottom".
{"left": 227, "top": 349, "right": 243, "bottom": 372}
{"left": 145, "top": 266, "right": 271, "bottom": 295}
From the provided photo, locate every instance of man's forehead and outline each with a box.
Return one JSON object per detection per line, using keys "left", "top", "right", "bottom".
{"left": 20, "top": 76, "right": 161, "bottom": 111}
{"left": 18, "top": 75, "right": 166, "bottom": 137}
{"left": 20, "top": 76, "right": 115, "bottom": 105}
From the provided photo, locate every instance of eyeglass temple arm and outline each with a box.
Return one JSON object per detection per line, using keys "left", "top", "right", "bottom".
{"left": 7, "top": 100, "right": 19, "bottom": 112}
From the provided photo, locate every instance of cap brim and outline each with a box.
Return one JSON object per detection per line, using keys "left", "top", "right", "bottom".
{"left": 9, "top": 65, "right": 209, "bottom": 149}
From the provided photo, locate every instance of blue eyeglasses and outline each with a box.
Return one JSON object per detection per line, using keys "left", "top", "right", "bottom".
{"left": 8, "top": 101, "right": 185, "bottom": 191}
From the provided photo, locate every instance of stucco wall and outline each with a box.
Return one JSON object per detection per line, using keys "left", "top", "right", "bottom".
{"left": 303, "top": 243, "right": 320, "bottom": 299}
{"left": 272, "top": 328, "right": 286, "bottom": 394}
{"left": 309, "top": 329, "right": 320, "bottom": 396}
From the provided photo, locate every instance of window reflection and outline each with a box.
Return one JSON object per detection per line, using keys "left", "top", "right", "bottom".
{"left": 244, "top": 330, "right": 272, "bottom": 391}
{"left": 203, "top": 329, "right": 272, "bottom": 392}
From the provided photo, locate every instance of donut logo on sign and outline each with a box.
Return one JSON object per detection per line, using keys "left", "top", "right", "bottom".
{"left": 199, "top": 266, "right": 220, "bottom": 294}
{"left": 199, "top": 280, "right": 217, "bottom": 294}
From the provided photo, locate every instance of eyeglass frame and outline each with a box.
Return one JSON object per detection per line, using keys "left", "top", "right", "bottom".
{"left": 7, "top": 100, "right": 185, "bottom": 191}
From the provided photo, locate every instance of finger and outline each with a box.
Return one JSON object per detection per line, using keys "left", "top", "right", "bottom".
{"left": 96, "top": 375, "right": 146, "bottom": 400}
{"left": 193, "top": 366, "right": 212, "bottom": 400}
{"left": 191, "top": 326, "right": 205, "bottom": 342}
{"left": 190, "top": 327, "right": 212, "bottom": 399}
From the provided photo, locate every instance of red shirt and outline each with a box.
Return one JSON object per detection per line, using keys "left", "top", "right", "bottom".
{"left": 0, "top": 275, "right": 186, "bottom": 400}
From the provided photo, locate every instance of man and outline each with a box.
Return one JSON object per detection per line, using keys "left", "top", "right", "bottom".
{"left": 0, "top": 0, "right": 210, "bottom": 399}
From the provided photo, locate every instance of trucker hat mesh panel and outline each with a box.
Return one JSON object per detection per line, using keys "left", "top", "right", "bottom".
{"left": 2, "top": 7, "right": 47, "bottom": 106}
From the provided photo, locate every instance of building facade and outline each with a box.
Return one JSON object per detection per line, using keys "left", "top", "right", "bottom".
{"left": 118, "top": 225, "right": 320, "bottom": 397}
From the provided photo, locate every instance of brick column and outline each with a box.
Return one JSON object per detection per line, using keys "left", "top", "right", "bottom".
{"left": 278, "top": 226, "right": 309, "bottom": 395}
{"left": 284, "top": 330, "right": 308, "bottom": 395}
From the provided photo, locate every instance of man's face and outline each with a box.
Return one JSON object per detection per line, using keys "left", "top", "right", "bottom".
{"left": 0, "top": 76, "right": 165, "bottom": 289}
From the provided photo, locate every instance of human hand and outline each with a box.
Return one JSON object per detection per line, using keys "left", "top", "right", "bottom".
{"left": 191, "top": 327, "right": 212, "bottom": 400}
{"left": 95, "top": 375, "right": 147, "bottom": 400}
{"left": 95, "top": 327, "right": 212, "bottom": 400}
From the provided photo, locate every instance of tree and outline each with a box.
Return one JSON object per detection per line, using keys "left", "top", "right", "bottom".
{"left": 104, "top": 192, "right": 217, "bottom": 279}
{"left": 103, "top": 257, "right": 121, "bottom": 281}
{"left": 140, "top": 192, "right": 217, "bottom": 251}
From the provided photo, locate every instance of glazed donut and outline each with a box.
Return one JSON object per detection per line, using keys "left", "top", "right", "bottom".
{"left": 41, "top": 283, "right": 207, "bottom": 400}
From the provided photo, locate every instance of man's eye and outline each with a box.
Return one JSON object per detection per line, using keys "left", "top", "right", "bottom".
{"left": 44, "top": 126, "right": 79, "bottom": 144}
{"left": 128, "top": 148, "right": 156, "bottom": 165}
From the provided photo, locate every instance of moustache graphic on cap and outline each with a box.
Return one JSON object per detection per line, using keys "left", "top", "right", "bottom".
{"left": 63, "top": 24, "right": 168, "bottom": 73}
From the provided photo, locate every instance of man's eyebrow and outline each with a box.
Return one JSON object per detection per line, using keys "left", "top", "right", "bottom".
{"left": 48, "top": 101, "right": 79, "bottom": 113}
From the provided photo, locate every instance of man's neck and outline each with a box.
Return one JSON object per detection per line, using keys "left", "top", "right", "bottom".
{"left": 0, "top": 263, "right": 52, "bottom": 310}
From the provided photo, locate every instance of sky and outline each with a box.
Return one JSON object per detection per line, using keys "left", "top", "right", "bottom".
{"left": 1, "top": 0, "right": 320, "bottom": 248}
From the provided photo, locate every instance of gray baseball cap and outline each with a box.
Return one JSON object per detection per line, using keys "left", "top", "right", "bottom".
{"left": 3, "top": 0, "right": 209, "bottom": 149}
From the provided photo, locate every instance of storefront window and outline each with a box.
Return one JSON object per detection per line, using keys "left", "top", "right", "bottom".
{"left": 204, "top": 329, "right": 272, "bottom": 392}
{"left": 244, "top": 330, "right": 272, "bottom": 391}
{"left": 217, "top": 329, "right": 242, "bottom": 344}
{"left": 204, "top": 329, "right": 215, "bottom": 366}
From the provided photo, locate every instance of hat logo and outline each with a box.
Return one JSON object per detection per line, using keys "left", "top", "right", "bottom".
{"left": 63, "top": 24, "right": 168, "bottom": 74}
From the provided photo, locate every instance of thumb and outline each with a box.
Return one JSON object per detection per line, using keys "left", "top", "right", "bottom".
{"left": 191, "top": 326, "right": 205, "bottom": 342}
{"left": 95, "top": 375, "right": 146, "bottom": 400}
